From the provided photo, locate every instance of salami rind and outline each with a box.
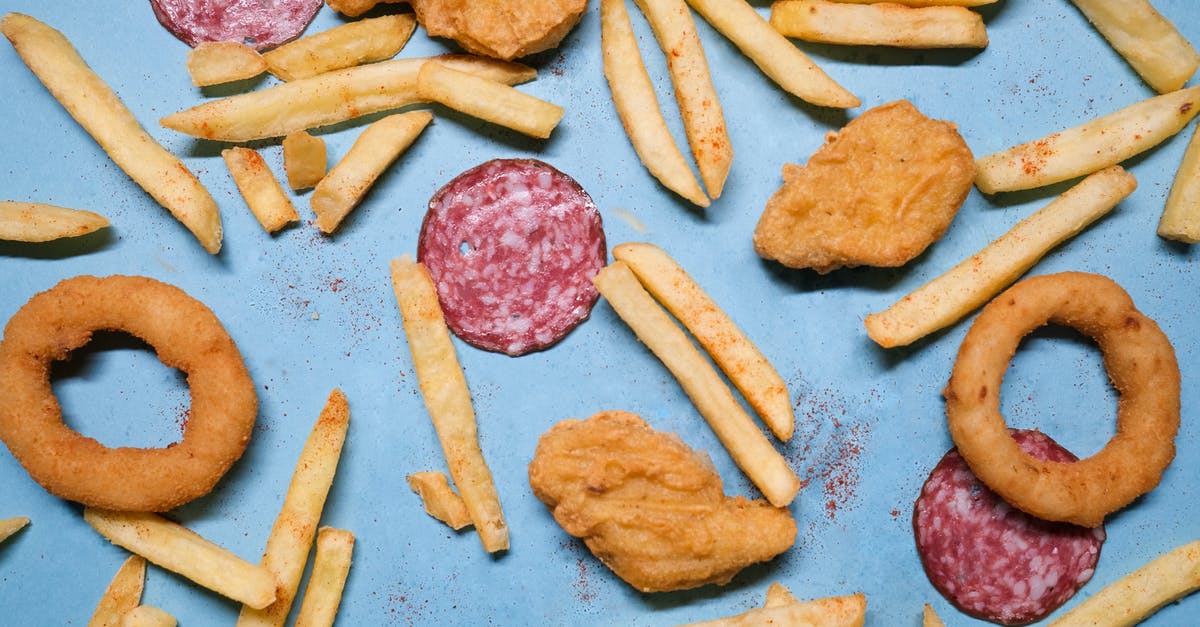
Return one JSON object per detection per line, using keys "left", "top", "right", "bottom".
{"left": 149, "top": 0, "right": 323, "bottom": 50}
{"left": 913, "top": 429, "right": 1105, "bottom": 625}
{"left": 417, "top": 159, "right": 606, "bottom": 356}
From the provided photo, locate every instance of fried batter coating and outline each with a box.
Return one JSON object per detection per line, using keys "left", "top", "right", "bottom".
{"left": 528, "top": 411, "right": 796, "bottom": 593}
{"left": 409, "top": 0, "right": 587, "bottom": 60}
{"left": 753, "top": 100, "right": 974, "bottom": 273}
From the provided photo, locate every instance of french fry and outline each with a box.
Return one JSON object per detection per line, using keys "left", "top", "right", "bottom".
{"left": 89, "top": 555, "right": 145, "bottom": 627}
{"left": 236, "top": 389, "right": 350, "bottom": 627}
{"left": 600, "top": 0, "right": 708, "bottom": 207}
{"left": 416, "top": 62, "right": 563, "bottom": 139}
{"left": 592, "top": 261, "right": 800, "bottom": 507}
{"left": 311, "top": 111, "right": 432, "bottom": 233}
{"left": 0, "top": 516, "right": 29, "bottom": 542}
{"left": 2, "top": 13, "right": 222, "bottom": 253}
{"left": 326, "top": 0, "right": 403, "bottom": 18}
{"left": 0, "top": 201, "right": 109, "bottom": 242}
{"left": 923, "top": 603, "right": 946, "bottom": 627}
{"left": 222, "top": 147, "right": 299, "bottom": 234}
{"left": 186, "top": 41, "right": 267, "bottom": 87}
{"left": 865, "top": 166, "right": 1137, "bottom": 348}
{"left": 613, "top": 242, "right": 794, "bottom": 440}
{"left": 1157, "top": 123, "right": 1200, "bottom": 243}
{"left": 832, "top": 0, "right": 995, "bottom": 5}
{"left": 161, "top": 56, "right": 535, "bottom": 142}
{"left": 763, "top": 582, "right": 799, "bottom": 608}
{"left": 685, "top": 0, "right": 859, "bottom": 108}
{"left": 293, "top": 528, "right": 355, "bottom": 627}
{"left": 390, "top": 256, "right": 510, "bottom": 553}
{"left": 1049, "top": 540, "right": 1200, "bottom": 626}
{"left": 1068, "top": 0, "right": 1199, "bottom": 94}
{"left": 634, "top": 0, "right": 733, "bottom": 198}
{"left": 263, "top": 14, "right": 417, "bottom": 81}
{"left": 120, "top": 606, "right": 176, "bottom": 627}
{"left": 975, "top": 87, "right": 1200, "bottom": 194}
{"left": 282, "top": 130, "right": 327, "bottom": 191}
{"left": 682, "top": 592, "right": 867, "bottom": 626}
{"left": 770, "top": 0, "right": 988, "bottom": 49}
{"left": 83, "top": 508, "right": 277, "bottom": 610}
{"left": 407, "top": 471, "right": 473, "bottom": 530}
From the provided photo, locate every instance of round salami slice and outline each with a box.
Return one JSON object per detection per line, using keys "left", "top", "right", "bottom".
{"left": 913, "top": 429, "right": 1105, "bottom": 625}
{"left": 149, "top": 0, "right": 323, "bottom": 50}
{"left": 418, "top": 159, "right": 607, "bottom": 356}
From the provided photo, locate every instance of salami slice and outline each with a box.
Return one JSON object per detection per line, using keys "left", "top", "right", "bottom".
{"left": 417, "top": 159, "right": 606, "bottom": 356}
{"left": 913, "top": 429, "right": 1105, "bottom": 625}
{"left": 149, "top": 0, "right": 323, "bottom": 50}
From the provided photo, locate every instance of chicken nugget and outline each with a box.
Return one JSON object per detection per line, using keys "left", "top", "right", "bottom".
{"left": 410, "top": 0, "right": 587, "bottom": 60}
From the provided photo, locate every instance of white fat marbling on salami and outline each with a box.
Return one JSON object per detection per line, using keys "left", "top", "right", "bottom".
{"left": 418, "top": 159, "right": 606, "bottom": 356}
{"left": 913, "top": 429, "right": 1105, "bottom": 626}
{"left": 150, "top": 0, "right": 322, "bottom": 50}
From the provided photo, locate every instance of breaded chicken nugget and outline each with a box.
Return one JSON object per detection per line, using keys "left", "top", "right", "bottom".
{"left": 410, "top": 0, "right": 587, "bottom": 60}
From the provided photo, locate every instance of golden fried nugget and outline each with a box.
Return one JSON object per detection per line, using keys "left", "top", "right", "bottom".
{"left": 409, "top": 0, "right": 587, "bottom": 60}
{"left": 753, "top": 100, "right": 974, "bottom": 273}
{"left": 528, "top": 410, "right": 796, "bottom": 593}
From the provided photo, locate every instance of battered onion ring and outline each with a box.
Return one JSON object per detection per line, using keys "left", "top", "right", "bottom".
{"left": 0, "top": 275, "right": 257, "bottom": 512}
{"left": 944, "top": 272, "right": 1179, "bottom": 528}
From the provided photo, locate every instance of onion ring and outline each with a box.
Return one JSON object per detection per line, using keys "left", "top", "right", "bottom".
{"left": 0, "top": 275, "right": 257, "bottom": 512}
{"left": 944, "top": 272, "right": 1179, "bottom": 528}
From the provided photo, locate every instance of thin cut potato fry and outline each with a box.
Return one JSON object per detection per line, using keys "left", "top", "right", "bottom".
{"left": 833, "top": 0, "right": 995, "bottom": 5}
{"left": 1049, "top": 540, "right": 1200, "bottom": 626}
{"left": 89, "top": 555, "right": 145, "bottom": 627}
{"left": 763, "top": 582, "right": 799, "bottom": 608}
{"left": 222, "top": 147, "right": 299, "bottom": 233}
{"left": 865, "top": 166, "right": 1137, "bottom": 348}
{"left": 923, "top": 603, "right": 946, "bottom": 627}
{"left": 1158, "top": 123, "right": 1200, "bottom": 243}
{"left": 612, "top": 242, "right": 794, "bottom": 441}
{"left": 82, "top": 508, "right": 277, "bottom": 610}
{"left": 293, "top": 528, "right": 355, "bottom": 627}
{"left": 682, "top": 592, "right": 867, "bottom": 626}
{"left": 407, "top": 471, "right": 473, "bottom": 530}
{"left": 1068, "top": 0, "right": 1199, "bottom": 94}
{"left": 600, "top": 0, "right": 708, "bottom": 207}
{"left": 390, "top": 256, "right": 509, "bottom": 553}
{"left": 635, "top": 0, "right": 733, "bottom": 198}
{"left": 161, "top": 55, "right": 535, "bottom": 142}
{"left": 0, "top": 201, "right": 108, "bottom": 242}
{"left": 2, "top": 13, "right": 222, "bottom": 253}
{"left": 282, "top": 130, "right": 327, "bottom": 191}
{"left": 186, "top": 41, "right": 267, "bottom": 87}
{"left": 685, "top": 0, "right": 859, "bottom": 108}
{"left": 0, "top": 516, "right": 29, "bottom": 542}
{"left": 770, "top": 0, "right": 988, "bottom": 49}
{"left": 975, "top": 86, "right": 1200, "bottom": 194}
{"left": 263, "top": 14, "right": 417, "bottom": 81}
{"left": 312, "top": 111, "right": 432, "bottom": 233}
{"left": 592, "top": 261, "right": 800, "bottom": 507}
{"left": 416, "top": 62, "right": 563, "bottom": 139}
{"left": 120, "top": 606, "right": 176, "bottom": 627}
{"left": 236, "top": 389, "right": 350, "bottom": 627}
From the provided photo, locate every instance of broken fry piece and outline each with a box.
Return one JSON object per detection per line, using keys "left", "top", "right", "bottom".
{"left": 282, "top": 130, "right": 327, "bottom": 191}
{"left": 222, "top": 147, "right": 299, "bottom": 233}
{"left": 121, "top": 606, "right": 176, "bottom": 627}
{"left": 88, "top": 555, "right": 145, "bottom": 627}
{"left": 186, "top": 41, "right": 266, "bottom": 87}
{"left": 294, "top": 528, "right": 355, "bottom": 627}
{"left": 0, "top": 201, "right": 109, "bottom": 242}
{"left": 408, "top": 471, "right": 473, "bottom": 530}
{"left": 263, "top": 14, "right": 417, "bottom": 81}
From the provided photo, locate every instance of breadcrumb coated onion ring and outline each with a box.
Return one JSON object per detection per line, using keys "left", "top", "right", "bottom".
{"left": 0, "top": 275, "right": 257, "bottom": 512}
{"left": 944, "top": 272, "right": 1179, "bottom": 528}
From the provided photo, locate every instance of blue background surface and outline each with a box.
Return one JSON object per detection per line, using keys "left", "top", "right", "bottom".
{"left": 0, "top": 0, "right": 1197, "bottom": 624}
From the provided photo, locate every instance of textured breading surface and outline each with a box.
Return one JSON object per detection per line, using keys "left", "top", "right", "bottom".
{"left": 528, "top": 410, "right": 796, "bottom": 593}
{"left": 753, "top": 100, "right": 974, "bottom": 273}
{"left": 410, "top": 0, "right": 587, "bottom": 60}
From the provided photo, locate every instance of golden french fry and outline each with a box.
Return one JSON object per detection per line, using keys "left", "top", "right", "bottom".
{"left": 2, "top": 13, "right": 222, "bottom": 253}
{"left": 832, "top": 0, "right": 995, "bottom": 4}
{"left": 1050, "top": 540, "right": 1200, "bottom": 626}
{"left": 263, "top": 14, "right": 417, "bottom": 81}
{"left": 1069, "top": 0, "right": 1199, "bottom": 94}
{"left": 0, "top": 201, "right": 107, "bottom": 242}
{"left": 236, "top": 389, "right": 350, "bottom": 627}
{"left": 0, "top": 516, "right": 29, "bottom": 543}
{"left": 683, "top": 592, "right": 867, "bottom": 626}
{"left": 89, "top": 555, "right": 145, "bottom": 627}
{"left": 592, "top": 261, "right": 800, "bottom": 507}
{"left": 282, "top": 130, "right": 327, "bottom": 191}
{"left": 390, "top": 256, "right": 509, "bottom": 553}
{"left": 83, "top": 508, "right": 277, "bottom": 610}
{"left": 1159, "top": 122, "right": 1200, "bottom": 243}
{"left": 600, "top": 0, "right": 708, "bottom": 207}
{"left": 326, "top": 0, "right": 403, "bottom": 17}
{"left": 407, "top": 471, "right": 473, "bottom": 530}
{"left": 293, "top": 528, "right": 355, "bottom": 627}
{"left": 685, "top": 0, "right": 859, "bottom": 108}
{"left": 634, "top": 0, "right": 733, "bottom": 198}
{"left": 763, "top": 582, "right": 799, "bottom": 608}
{"left": 770, "top": 0, "right": 987, "bottom": 49}
{"left": 975, "top": 87, "right": 1200, "bottom": 194}
{"left": 613, "top": 242, "right": 794, "bottom": 441}
{"left": 416, "top": 62, "right": 563, "bottom": 138}
{"left": 865, "top": 166, "right": 1137, "bottom": 348}
{"left": 222, "top": 147, "right": 299, "bottom": 234}
{"left": 161, "top": 55, "right": 534, "bottom": 142}
{"left": 186, "top": 41, "right": 267, "bottom": 87}
{"left": 120, "top": 606, "right": 176, "bottom": 627}
{"left": 923, "top": 603, "right": 946, "bottom": 627}
{"left": 312, "top": 111, "right": 432, "bottom": 233}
